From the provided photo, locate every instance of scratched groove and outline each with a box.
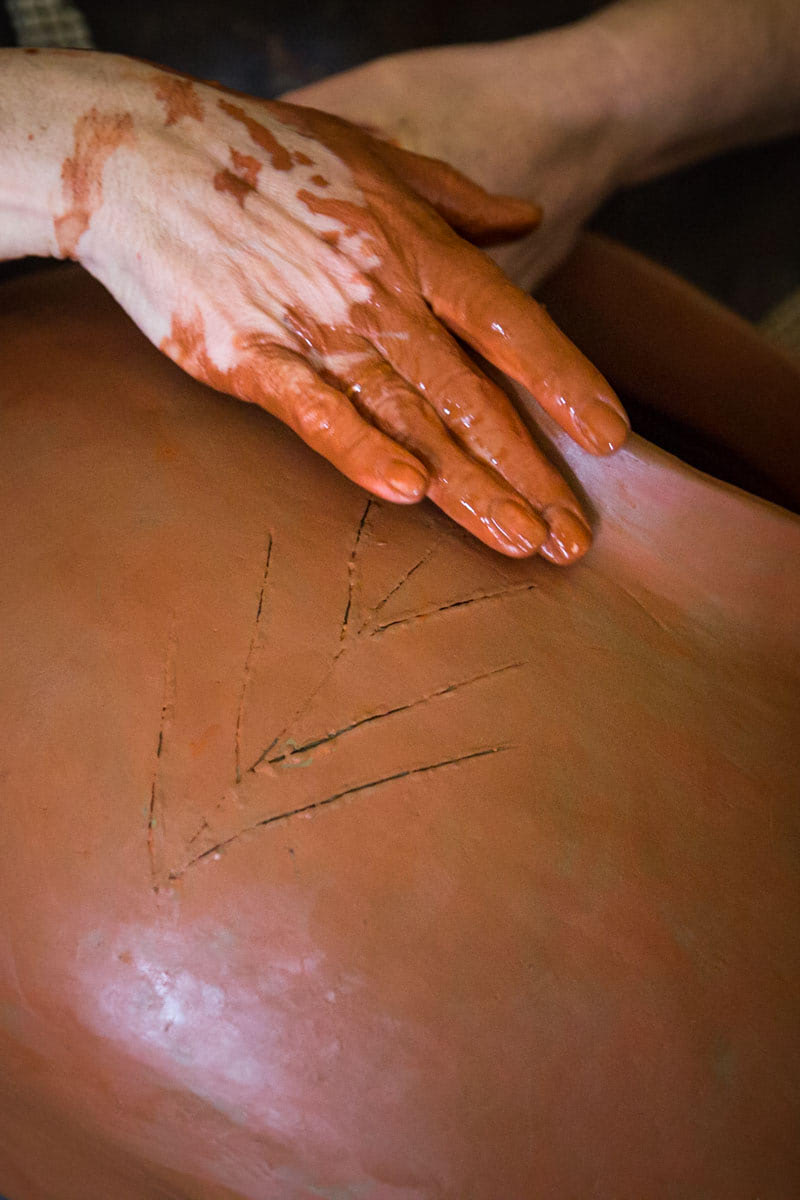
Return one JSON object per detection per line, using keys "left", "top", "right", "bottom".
{"left": 269, "top": 661, "right": 525, "bottom": 765}
{"left": 235, "top": 533, "right": 273, "bottom": 782}
{"left": 340, "top": 497, "right": 372, "bottom": 641}
{"left": 371, "top": 582, "right": 539, "bottom": 635}
{"left": 613, "top": 580, "right": 674, "bottom": 635}
{"left": 249, "top": 498, "right": 372, "bottom": 774}
{"left": 147, "top": 618, "right": 178, "bottom": 883}
{"left": 173, "top": 745, "right": 512, "bottom": 878}
{"left": 150, "top": 498, "right": 527, "bottom": 887}
{"left": 249, "top": 546, "right": 530, "bottom": 771}
{"left": 356, "top": 543, "right": 437, "bottom": 636}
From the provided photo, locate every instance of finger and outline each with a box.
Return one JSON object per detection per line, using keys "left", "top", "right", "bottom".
{"left": 366, "top": 139, "right": 542, "bottom": 246}
{"left": 402, "top": 216, "right": 630, "bottom": 456}
{"left": 351, "top": 286, "right": 592, "bottom": 563}
{"left": 332, "top": 350, "right": 553, "bottom": 559}
{"left": 272, "top": 100, "right": 540, "bottom": 245}
{"left": 237, "top": 343, "right": 429, "bottom": 504}
{"left": 279, "top": 301, "right": 577, "bottom": 559}
{"left": 353, "top": 120, "right": 402, "bottom": 147}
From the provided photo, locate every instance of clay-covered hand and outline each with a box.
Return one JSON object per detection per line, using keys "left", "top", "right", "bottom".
{"left": 13, "top": 52, "right": 629, "bottom": 562}
{"left": 285, "top": 31, "right": 632, "bottom": 293}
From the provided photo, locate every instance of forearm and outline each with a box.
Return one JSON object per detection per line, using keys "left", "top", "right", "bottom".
{"left": 584, "top": 0, "right": 800, "bottom": 183}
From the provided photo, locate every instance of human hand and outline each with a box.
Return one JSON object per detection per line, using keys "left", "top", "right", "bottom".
{"left": 285, "top": 26, "right": 632, "bottom": 292}
{"left": 2, "top": 50, "right": 628, "bottom": 563}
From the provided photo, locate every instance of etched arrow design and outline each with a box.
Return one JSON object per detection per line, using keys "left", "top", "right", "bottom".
{"left": 147, "top": 498, "right": 537, "bottom": 889}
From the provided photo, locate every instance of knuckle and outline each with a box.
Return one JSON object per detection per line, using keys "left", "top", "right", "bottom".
{"left": 393, "top": 391, "right": 430, "bottom": 426}
{"left": 293, "top": 392, "right": 339, "bottom": 439}
{"left": 360, "top": 376, "right": 429, "bottom": 429}
{"left": 351, "top": 358, "right": 395, "bottom": 396}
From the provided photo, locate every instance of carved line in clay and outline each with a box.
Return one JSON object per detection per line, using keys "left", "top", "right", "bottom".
{"left": 369, "top": 582, "right": 539, "bottom": 636}
{"left": 149, "top": 503, "right": 528, "bottom": 888}
{"left": 173, "top": 745, "right": 513, "bottom": 879}
{"left": 358, "top": 543, "right": 436, "bottom": 633}
{"left": 269, "top": 660, "right": 526, "bottom": 766}
{"left": 147, "top": 616, "right": 178, "bottom": 884}
{"left": 235, "top": 532, "right": 273, "bottom": 783}
{"left": 341, "top": 496, "right": 372, "bottom": 642}
{"left": 248, "top": 497, "right": 374, "bottom": 773}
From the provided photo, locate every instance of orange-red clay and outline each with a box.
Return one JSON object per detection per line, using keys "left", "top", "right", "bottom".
{"left": 0, "top": 260, "right": 798, "bottom": 1200}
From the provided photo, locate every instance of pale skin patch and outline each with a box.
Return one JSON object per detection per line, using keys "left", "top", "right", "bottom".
{"left": 54, "top": 108, "right": 135, "bottom": 259}
{"left": 295, "top": 187, "right": 384, "bottom": 272}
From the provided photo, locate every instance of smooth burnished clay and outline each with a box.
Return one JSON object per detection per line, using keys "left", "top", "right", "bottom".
{"left": 1, "top": 264, "right": 799, "bottom": 1200}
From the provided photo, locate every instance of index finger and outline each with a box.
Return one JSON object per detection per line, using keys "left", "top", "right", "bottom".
{"left": 411, "top": 221, "right": 630, "bottom": 456}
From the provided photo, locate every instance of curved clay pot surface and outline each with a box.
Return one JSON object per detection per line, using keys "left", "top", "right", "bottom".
{"left": 0, "top": 265, "right": 798, "bottom": 1200}
{"left": 538, "top": 234, "right": 800, "bottom": 510}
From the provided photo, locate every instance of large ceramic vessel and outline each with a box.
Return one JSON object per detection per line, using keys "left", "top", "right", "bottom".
{"left": 1, "top": 254, "right": 798, "bottom": 1199}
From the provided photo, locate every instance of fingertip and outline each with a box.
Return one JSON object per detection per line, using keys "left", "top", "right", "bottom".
{"left": 539, "top": 506, "right": 592, "bottom": 565}
{"left": 501, "top": 194, "right": 542, "bottom": 230}
{"left": 586, "top": 396, "right": 630, "bottom": 455}
{"left": 486, "top": 498, "right": 547, "bottom": 557}
{"left": 377, "top": 141, "right": 541, "bottom": 246}
{"left": 382, "top": 457, "right": 429, "bottom": 503}
{"left": 465, "top": 194, "right": 542, "bottom": 247}
{"left": 575, "top": 393, "right": 633, "bottom": 453}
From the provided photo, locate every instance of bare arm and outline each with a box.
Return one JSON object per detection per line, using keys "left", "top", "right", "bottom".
{"left": 290, "top": 0, "right": 800, "bottom": 289}
{"left": 595, "top": 0, "right": 800, "bottom": 183}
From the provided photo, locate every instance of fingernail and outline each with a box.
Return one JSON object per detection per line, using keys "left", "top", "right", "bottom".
{"left": 576, "top": 398, "right": 630, "bottom": 455}
{"left": 489, "top": 499, "right": 546, "bottom": 555}
{"left": 386, "top": 460, "right": 428, "bottom": 500}
{"left": 540, "top": 506, "right": 592, "bottom": 565}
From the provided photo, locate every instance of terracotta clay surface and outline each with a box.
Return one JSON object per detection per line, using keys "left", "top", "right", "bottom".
{"left": 1, "top": 265, "right": 799, "bottom": 1200}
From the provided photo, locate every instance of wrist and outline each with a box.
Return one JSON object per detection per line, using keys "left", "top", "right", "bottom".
{"left": 0, "top": 49, "right": 130, "bottom": 261}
